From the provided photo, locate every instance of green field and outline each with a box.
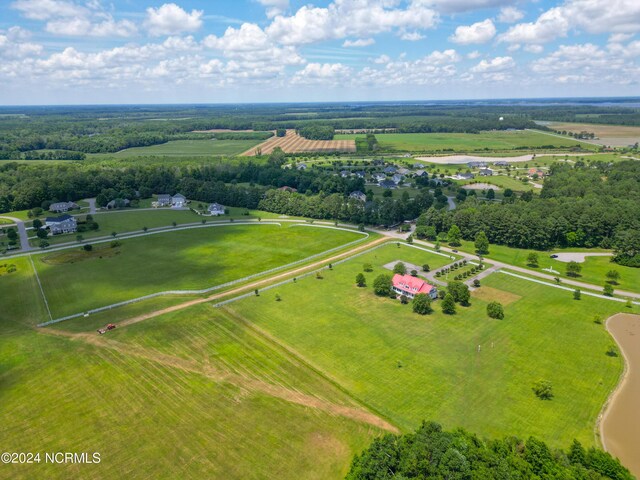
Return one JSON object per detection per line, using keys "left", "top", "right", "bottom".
{"left": 226, "top": 243, "right": 633, "bottom": 447}
{"left": 455, "top": 240, "right": 640, "bottom": 294}
{"left": 87, "top": 139, "right": 263, "bottom": 158}
{"left": 336, "top": 131, "right": 596, "bottom": 152}
{"left": 33, "top": 224, "right": 365, "bottom": 319}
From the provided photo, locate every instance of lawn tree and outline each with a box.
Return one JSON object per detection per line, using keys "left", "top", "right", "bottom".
{"left": 393, "top": 262, "right": 407, "bottom": 275}
{"left": 83, "top": 244, "right": 93, "bottom": 252}
{"left": 76, "top": 234, "right": 83, "bottom": 242}
{"left": 275, "top": 293, "right": 281, "bottom": 301}
{"left": 573, "top": 289, "right": 581, "bottom": 300}
{"left": 441, "top": 293, "right": 456, "bottom": 314}
{"left": 526, "top": 252, "right": 539, "bottom": 267}
{"left": 422, "top": 264, "right": 430, "bottom": 272}
{"left": 603, "top": 283, "right": 614, "bottom": 296}
{"left": 363, "top": 263, "right": 373, "bottom": 272}
{"left": 355, "top": 273, "right": 366, "bottom": 287}
{"left": 39, "top": 240, "right": 49, "bottom": 249}
{"left": 447, "top": 224, "right": 462, "bottom": 246}
{"left": 474, "top": 231, "right": 489, "bottom": 255}
{"left": 254, "top": 289, "right": 259, "bottom": 296}
{"left": 7, "top": 228, "right": 17, "bottom": 243}
{"left": 412, "top": 293, "right": 433, "bottom": 315}
{"left": 434, "top": 241, "right": 441, "bottom": 251}
{"left": 532, "top": 380, "right": 554, "bottom": 400}
{"left": 36, "top": 228, "right": 48, "bottom": 239}
{"left": 143, "top": 226, "right": 148, "bottom": 232}
{"left": 606, "top": 270, "right": 620, "bottom": 284}
{"left": 32, "top": 218, "right": 42, "bottom": 229}
{"left": 373, "top": 274, "right": 392, "bottom": 296}
{"left": 447, "top": 281, "right": 470, "bottom": 306}
{"left": 406, "top": 234, "right": 413, "bottom": 244}
{"left": 565, "top": 261, "right": 582, "bottom": 277}
{"left": 486, "top": 301, "right": 504, "bottom": 319}
{"left": 473, "top": 279, "right": 480, "bottom": 287}
{"left": 410, "top": 269, "right": 418, "bottom": 277}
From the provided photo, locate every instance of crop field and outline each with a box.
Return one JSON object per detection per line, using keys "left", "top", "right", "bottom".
{"left": 224, "top": 243, "right": 633, "bottom": 447}
{"left": 547, "top": 122, "right": 640, "bottom": 147}
{"left": 88, "top": 139, "right": 265, "bottom": 158}
{"left": 33, "top": 224, "right": 365, "bottom": 319}
{"left": 242, "top": 130, "right": 356, "bottom": 156}
{"left": 336, "top": 130, "right": 595, "bottom": 152}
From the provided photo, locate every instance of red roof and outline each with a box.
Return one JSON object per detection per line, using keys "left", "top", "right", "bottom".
{"left": 392, "top": 274, "right": 434, "bottom": 295}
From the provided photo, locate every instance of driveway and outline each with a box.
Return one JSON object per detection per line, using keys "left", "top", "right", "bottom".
{"left": 0, "top": 216, "right": 31, "bottom": 252}
{"left": 552, "top": 252, "right": 613, "bottom": 263}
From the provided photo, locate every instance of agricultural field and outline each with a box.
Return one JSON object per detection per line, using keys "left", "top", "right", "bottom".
{"left": 88, "top": 139, "right": 265, "bottom": 158}
{"left": 32, "top": 224, "right": 366, "bottom": 319}
{"left": 242, "top": 130, "right": 356, "bottom": 156}
{"left": 336, "top": 130, "right": 596, "bottom": 152}
{"left": 546, "top": 122, "right": 640, "bottom": 147}
{"left": 225, "top": 243, "right": 634, "bottom": 447}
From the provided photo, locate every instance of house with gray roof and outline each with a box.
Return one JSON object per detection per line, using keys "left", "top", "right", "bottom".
{"left": 171, "top": 194, "right": 187, "bottom": 208}
{"left": 397, "top": 168, "right": 411, "bottom": 176}
{"left": 383, "top": 166, "right": 397, "bottom": 174}
{"left": 379, "top": 179, "right": 397, "bottom": 189}
{"left": 467, "top": 161, "right": 487, "bottom": 169}
{"left": 414, "top": 170, "right": 428, "bottom": 177}
{"left": 45, "top": 214, "right": 77, "bottom": 235}
{"left": 207, "top": 203, "right": 225, "bottom": 216}
{"left": 155, "top": 194, "right": 171, "bottom": 207}
{"left": 349, "top": 191, "right": 367, "bottom": 202}
{"left": 373, "top": 173, "right": 386, "bottom": 182}
{"left": 413, "top": 162, "right": 425, "bottom": 169}
{"left": 479, "top": 168, "right": 494, "bottom": 176}
{"left": 391, "top": 174, "right": 404, "bottom": 185}
{"left": 49, "top": 201, "right": 78, "bottom": 213}
{"left": 455, "top": 172, "right": 475, "bottom": 180}
{"left": 106, "top": 198, "right": 130, "bottom": 209}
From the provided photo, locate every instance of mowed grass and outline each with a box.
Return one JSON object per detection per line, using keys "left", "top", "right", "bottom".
{"left": 226, "top": 243, "right": 632, "bottom": 447}
{"left": 0, "top": 328, "right": 380, "bottom": 480}
{"left": 34, "top": 224, "right": 365, "bottom": 319}
{"left": 455, "top": 240, "right": 640, "bottom": 294}
{"left": 87, "top": 139, "right": 264, "bottom": 158}
{"left": 336, "top": 131, "right": 594, "bottom": 152}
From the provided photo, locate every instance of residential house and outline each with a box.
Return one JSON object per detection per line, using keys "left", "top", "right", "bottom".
{"left": 354, "top": 170, "right": 366, "bottom": 178}
{"left": 373, "top": 173, "right": 386, "bottom": 183}
{"left": 155, "top": 194, "right": 171, "bottom": 207}
{"left": 383, "top": 166, "right": 397, "bottom": 174}
{"left": 296, "top": 163, "right": 307, "bottom": 170}
{"left": 340, "top": 170, "right": 350, "bottom": 178}
{"left": 414, "top": 170, "right": 428, "bottom": 177}
{"left": 278, "top": 186, "right": 298, "bottom": 193}
{"left": 349, "top": 191, "right": 367, "bottom": 202}
{"left": 391, "top": 174, "right": 404, "bottom": 185}
{"left": 45, "top": 215, "right": 77, "bottom": 235}
{"left": 479, "top": 168, "right": 494, "bottom": 176}
{"left": 467, "top": 161, "right": 487, "bottom": 169}
{"left": 528, "top": 168, "right": 545, "bottom": 178}
{"left": 493, "top": 160, "right": 510, "bottom": 167}
{"left": 455, "top": 172, "right": 475, "bottom": 180}
{"left": 397, "top": 168, "right": 411, "bottom": 176}
{"left": 413, "top": 162, "right": 425, "bottom": 169}
{"left": 171, "top": 193, "right": 187, "bottom": 208}
{"left": 379, "top": 179, "right": 397, "bottom": 189}
{"left": 392, "top": 274, "right": 438, "bottom": 300}
{"left": 49, "top": 201, "right": 78, "bottom": 213}
{"left": 106, "top": 198, "right": 130, "bottom": 209}
{"left": 207, "top": 203, "right": 225, "bottom": 216}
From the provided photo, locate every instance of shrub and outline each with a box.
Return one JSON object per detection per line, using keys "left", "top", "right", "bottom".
{"left": 532, "top": 380, "right": 553, "bottom": 400}
{"left": 473, "top": 279, "right": 480, "bottom": 287}
{"left": 393, "top": 262, "right": 406, "bottom": 275}
{"left": 603, "top": 284, "right": 614, "bottom": 296}
{"left": 355, "top": 273, "right": 366, "bottom": 287}
{"left": 486, "top": 301, "right": 504, "bottom": 319}
{"left": 373, "top": 274, "right": 393, "bottom": 296}
{"left": 441, "top": 293, "right": 456, "bottom": 314}
{"left": 412, "top": 293, "right": 433, "bottom": 315}
{"left": 83, "top": 244, "right": 93, "bottom": 252}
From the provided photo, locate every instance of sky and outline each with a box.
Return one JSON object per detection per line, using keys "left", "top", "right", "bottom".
{"left": 0, "top": 0, "right": 639, "bottom": 105}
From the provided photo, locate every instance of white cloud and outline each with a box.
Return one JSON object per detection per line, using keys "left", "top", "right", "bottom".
{"left": 424, "top": 0, "right": 513, "bottom": 14}
{"left": 45, "top": 17, "right": 137, "bottom": 37}
{"left": 145, "top": 3, "right": 203, "bottom": 36}
{"left": 609, "top": 33, "right": 634, "bottom": 43}
{"left": 292, "top": 62, "right": 352, "bottom": 85}
{"left": 374, "top": 54, "right": 391, "bottom": 64}
{"left": 467, "top": 50, "right": 481, "bottom": 59}
{"left": 497, "top": 6, "right": 524, "bottom": 23}
{"left": 499, "top": 7, "right": 569, "bottom": 44}
{"left": 265, "top": 0, "right": 438, "bottom": 46}
{"left": 470, "top": 56, "right": 514, "bottom": 72}
{"left": 399, "top": 31, "right": 426, "bottom": 41}
{"left": 524, "top": 44, "right": 544, "bottom": 54}
{"left": 449, "top": 19, "right": 496, "bottom": 44}
{"left": 11, "top": 0, "right": 84, "bottom": 20}
{"left": 257, "top": 0, "right": 289, "bottom": 19}
{"left": 0, "top": 31, "right": 43, "bottom": 58}
{"left": 343, "top": 38, "right": 375, "bottom": 47}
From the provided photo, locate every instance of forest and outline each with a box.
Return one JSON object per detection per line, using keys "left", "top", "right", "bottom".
{"left": 346, "top": 421, "right": 633, "bottom": 480}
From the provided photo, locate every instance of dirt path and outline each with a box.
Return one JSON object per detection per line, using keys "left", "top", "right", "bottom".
{"left": 40, "top": 326, "right": 398, "bottom": 433}
{"left": 108, "top": 237, "right": 388, "bottom": 330}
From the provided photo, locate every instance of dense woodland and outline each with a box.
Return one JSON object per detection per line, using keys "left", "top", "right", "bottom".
{"left": 346, "top": 421, "right": 633, "bottom": 480}
{"left": 6, "top": 101, "right": 639, "bottom": 157}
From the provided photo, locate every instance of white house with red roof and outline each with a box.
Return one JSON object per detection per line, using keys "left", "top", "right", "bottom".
{"left": 392, "top": 274, "right": 438, "bottom": 300}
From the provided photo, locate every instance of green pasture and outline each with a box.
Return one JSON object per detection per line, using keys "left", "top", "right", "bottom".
{"left": 33, "top": 224, "right": 365, "bottom": 319}
{"left": 336, "top": 131, "right": 596, "bottom": 152}
{"left": 87, "top": 139, "right": 263, "bottom": 158}
{"left": 226, "top": 243, "right": 632, "bottom": 447}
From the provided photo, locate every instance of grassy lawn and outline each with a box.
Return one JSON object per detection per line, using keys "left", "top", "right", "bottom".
{"left": 226, "top": 243, "right": 634, "bottom": 447}
{"left": 33, "top": 224, "right": 365, "bottom": 319}
{"left": 455, "top": 240, "right": 639, "bottom": 294}
{"left": 87, "top": 139, "right": 263, "bottom": 158}
{"left": 0, "top": 327, "right": 379, "bottom": 480}
{"left": 336, "top": 131, "right": 596, "bottom": 152}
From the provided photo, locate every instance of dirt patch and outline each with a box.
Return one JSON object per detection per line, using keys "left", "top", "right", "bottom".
{"left": 471, "top": 286, "right": 521, "bottom": 305}
{"left": 549, "top": 122, "right": 640, "bottom": 147}
{"left": 241, "top": 129, "right": 356, "bottom": 156}
{"left": 552, "top": 252, "right": 613, "bottom": 263}
{"left": 41, "top": 245, "right": 122, "bottom": 265}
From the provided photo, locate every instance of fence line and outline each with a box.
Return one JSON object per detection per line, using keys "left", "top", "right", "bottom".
{"left": 29, "top": 255, "right": 53, "bottom": 322}
{"left": 36, "top": 228, "right": 369, "bottom": 327}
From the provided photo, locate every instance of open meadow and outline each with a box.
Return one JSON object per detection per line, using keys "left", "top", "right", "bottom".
{"left": 87, "top": 138, "right": 265, "bottom": 158}
{"left": 32, "top": 224, "right": 365, "bottom": 319}
{"left": 224, "top": 243, "right": 634, "bottom": 447}
{"left": 336, "top": 130, "right": 596, "bottom": 153}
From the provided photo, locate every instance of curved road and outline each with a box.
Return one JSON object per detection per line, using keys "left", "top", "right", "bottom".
{"left": 0, "top": 216, "right": 31, "bottom": 252}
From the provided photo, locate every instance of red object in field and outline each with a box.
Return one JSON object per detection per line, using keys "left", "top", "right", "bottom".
{"left": 106, "top": 324, "right": 116, "bottom": 330}
{"left": 97, "top": 324, "right": 117, "bottom": 334}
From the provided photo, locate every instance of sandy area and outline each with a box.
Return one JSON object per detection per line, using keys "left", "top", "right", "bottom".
{"left": 462, "top": 183, "right": 502, "bottom": 190}
{"left": 600, "top": 313, "right": 640, "bottom": 478}
{"left": 552, "top": 252, "right": 613, "bottom": 263}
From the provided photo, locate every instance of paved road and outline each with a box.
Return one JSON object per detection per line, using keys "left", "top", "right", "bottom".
{"left": 446, "top": 196, "right": 456, "bottom": 210}
{"left": 0, "top": 216, "right": 31, "bottom": 252}
{"left": 87, "top": 198, "right": 96, "bottom": 214}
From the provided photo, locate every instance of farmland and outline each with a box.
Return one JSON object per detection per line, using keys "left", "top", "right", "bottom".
{"left": 87, "top": 138, "right": 265, "bottom": 158}
{"left": 336, "top": 130, "right": 596, "bottom": 152}
{"left": 242, "top": 130, "right": 356, "bottom": 156}
{"left": 226, "top": 243, "right": 633, "bottom": 447}
{"left": 32, "top": 224, "right": 365, "bottom": 319}
{"left": 546, "top": 122, "right": 640, "bottom": 147}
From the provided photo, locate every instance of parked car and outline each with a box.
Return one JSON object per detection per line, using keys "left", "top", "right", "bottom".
{"left": 550, "top": 254, "right": 558, "bottom": 258}
{"left": 452, "top": 249, "right": 459, "bottom": 253}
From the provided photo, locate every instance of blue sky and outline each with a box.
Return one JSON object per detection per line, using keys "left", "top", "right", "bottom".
{"left": 0, "top": 0, "right": 639, "bottom": 104}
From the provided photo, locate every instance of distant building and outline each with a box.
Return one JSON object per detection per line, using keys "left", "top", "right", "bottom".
{"left": 379, "top": 179, "right": 397, "bottom": 189}
{"left": 106, "top": 199, "right": 130, "bottom": 209}
{"left": 49, "top": 201, "right": 78, "bottom": 213}
{"left": 373, "top": 173, "right": 386, "bottom": 182}
{"left": 414, "top": 170, "right": 428, "bottom": 177}
{"left": 391, "top": 174, "right": 404, "bottom": 185}
{"left": 467, "top": 161, "right": 487, "bottom": 169}
{"left": 493, "top": 160, "right": 510, "bottom": 167}
{"left": 296, "top": 163, "right": 307, "bottom": 170}
{"left": 171, "top": 194, "right": 187, "bottom": 208}
{"left": 155, "top": 194, "right": 171, "bottom": 207}
{"left": 397, "top": 168, "right": 411, "bottom": 176}
{"left": 383, "top": 166, "right": 397, "bottom": 174}
{"left": 479, "top": 168, "right": 493, "bottom": 176}
{"left": 413, "top": 162, "right": 425, "bottom": 169}
{"left": 45, "top": 214, "right": 77, "bottom": 235}
{"left": 392, "top": 274, "right": 437, "bottom": 300}
{"left": 355, "top": 170, "right": 366, "bottom": 178}
{"left": 349, "top": 191, "right": 367, "bottom": 202}
{"left": 340, "top": 170, "right": 350, "bottom": 178}
{"left": 455, "top": 172, "right": 475, "bottom": 180}
{"left": 207, "top": 203, "right": 225, "bottom": 216}
{"left": 528, "top": 168, "right": 545, "bottom": 178}
{"left": 278, "top": 186, "right": 298, "bottom": 193}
